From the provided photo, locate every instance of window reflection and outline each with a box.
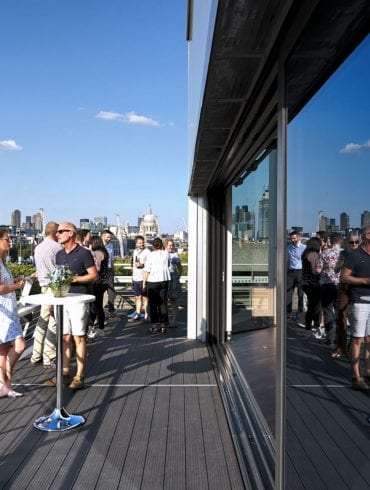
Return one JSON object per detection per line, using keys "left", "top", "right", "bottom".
{"left": 232, "top": 157, "right": 274, "bottom": 333}
{"left": 285, "top": 35, "right": 370, "bottom": 488}
{"left": 230, "top": 155, "right": 276, "bottom": 433}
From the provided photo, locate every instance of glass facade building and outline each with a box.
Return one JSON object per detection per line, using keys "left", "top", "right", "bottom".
{"left": 187, "top": 1, "right": 370, "bottom": 487}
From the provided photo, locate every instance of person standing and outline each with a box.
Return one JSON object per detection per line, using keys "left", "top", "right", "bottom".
{"left": 31, "top": 221, "right": 62, "bottom": 367}
{"left": 130, "top": 235, "right": 150, "bottom": 322}
{"left": 143, "top": 238, "right": 171, "bottom": 333}
{"left": 44, "top": 222, "right": 97, "bottom": 390}
{"left": 301, "top": 237, "right": 321, "bottom": 331}
{"left": 342, "top": 226, "right": 370, "bottom": 391}
{"left": 315, "top": 232, "right": 343, "bottom": 345}
{"left": 332, "top": 233, "right": 360, "bottom": 358}
{"left": 102, "top": 229, "right": 116, "bottom": 318}
{"left": 287, "top": 230, "right": 306, "bottom": 317}
{"left": 87, "top": 236, "right": 109, "bottom": 338}
{"left": 0, "top": 229, "right": 26, "bottom": 397}
{"left": 164, "top": 238, "right": 182, "bottom": 328}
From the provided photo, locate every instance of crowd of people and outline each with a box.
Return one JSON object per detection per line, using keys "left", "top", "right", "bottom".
{"left": 0, "top": 224, "right": 182, "bottom": 397}
{"left": 287, "top": 227, "right": 370, "bottom": 391}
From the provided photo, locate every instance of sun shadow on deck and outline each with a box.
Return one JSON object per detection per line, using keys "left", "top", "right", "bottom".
{"left": 0, "top": 293, "right": 245, "bottom": 489}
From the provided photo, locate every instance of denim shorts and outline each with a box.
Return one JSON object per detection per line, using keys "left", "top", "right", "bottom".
{"left": 133, "top": 280, "right": 148, "bottom": 297}
{"left": 349, "top": 303, "right": 370, "bottom": 337}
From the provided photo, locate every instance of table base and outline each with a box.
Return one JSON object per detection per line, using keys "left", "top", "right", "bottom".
{"left": 33, "top": 407, "right": 86, "bottom": 432}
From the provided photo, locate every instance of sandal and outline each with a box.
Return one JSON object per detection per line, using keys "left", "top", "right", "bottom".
{"left": 7, "top": 389, "right": 23, "bottom": 397}
{"left": 331, "top": 350, "right": 344, "bottom": 359}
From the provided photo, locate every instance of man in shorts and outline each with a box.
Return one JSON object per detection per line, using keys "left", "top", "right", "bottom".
{"left": 342, "top": 225, "right": 370, "bottom": 391}
{"left": 129, "top": 235, "right": 150, "bottom": 322}
{"left": 44, "top": 222, "right": 97, "bottom": 390}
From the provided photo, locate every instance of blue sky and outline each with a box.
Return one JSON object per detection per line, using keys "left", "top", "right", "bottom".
{"left": 288, "top": 36, "right": 370, "bottom": 232}
{"left": 234, "top": 35, "right": 370, "bottom": 234}
{"left": 0, "top": 1, "right": 187, "bottom": 233}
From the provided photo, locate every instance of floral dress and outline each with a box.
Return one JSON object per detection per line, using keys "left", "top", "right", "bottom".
{"left": 0, "top": 261, "right": 23, "bottom": 344}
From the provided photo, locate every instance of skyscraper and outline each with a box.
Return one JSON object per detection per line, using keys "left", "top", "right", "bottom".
{"left": 361, "top": 210, "right": 370, "bottom": 227}
{"left": 32, "top": 212, "right": 43, "bottom": 232}
{"left": 233, "top": 205, "right": 255, "bottom": 240}
{"left": 11, "top": 209, "right": 21, "bottom": 228}
{"left": 258, "top": 188, "right": 269, "bottom": 241}
{"left": 340, "top": 212, "right": 350, "bottom": 231}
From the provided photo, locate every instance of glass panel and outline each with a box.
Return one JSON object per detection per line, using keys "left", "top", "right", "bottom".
{"left": 230, "top": 155, "right": 276, "bottom": 433}
{"left": 232, "top": 156, "right": 274, "bottom": 331}
{"left": 286, "top": 36, "right": 370, "bottom": 487}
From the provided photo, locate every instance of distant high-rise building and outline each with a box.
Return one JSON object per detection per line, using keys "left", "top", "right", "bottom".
{"left": 361, "top": 210, "right": 370, "bottom": 228}
{"left": 233, "top": 204, "right": 255, "bottom": 240}
{"left": 26, "top": 215, "right": 31, "bottom": 224}
{"left": 258, "top": 188, "right": 269, "bottom": 241}
{"left": 340, "top": 212, "right": 350, "bottom": 231}
{"left": 319, "top": 213, "right": 329, "bottom": 231}
{"left": 327, "top": 218, "right": 338, "bottom": 233}
{"left": 80, "top": 219, "right": 90, "bottom": 229}
{"left": 32, "top": 212, "right": 43, "bottom": 232}
{"left": 11, "top": 209, "right": 21, "bottom": 228}
{"left": 94, "top": 216, "right": 108, "bottom": 230}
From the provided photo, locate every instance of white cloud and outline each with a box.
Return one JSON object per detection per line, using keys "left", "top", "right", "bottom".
{"left": 96, "top": 110, "right": 123, "bottom": 121}
{"left": 0, "top": 139, "right": 22, "bottom": 151}
{"left": 340, "top": 139, "right": 370, "bottom": 154}
{"left": 96, "top": 110, "right": 160, "bottom": 126}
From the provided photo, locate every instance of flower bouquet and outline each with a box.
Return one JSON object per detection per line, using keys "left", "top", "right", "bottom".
{"left": 47, "top": 265, "right": 74, "bottom": 297}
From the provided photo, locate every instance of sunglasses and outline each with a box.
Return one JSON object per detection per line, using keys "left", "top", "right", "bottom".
{"left": 349, "top": 240, "right": 359, "bottom": 244}
{"left": 56, "top": 229, "right": 72, "bottom": 234}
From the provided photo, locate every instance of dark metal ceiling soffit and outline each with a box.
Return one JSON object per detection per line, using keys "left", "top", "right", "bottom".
{"left": 188, "top": 0, "right": 370, "bottom": 196}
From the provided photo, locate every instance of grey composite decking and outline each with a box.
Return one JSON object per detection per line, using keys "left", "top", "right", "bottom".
{"left": 231, "top": 320, "right": 370, "bottom": 490}
{"left": 0, "top": 315, "right": 245, "bottom": 490}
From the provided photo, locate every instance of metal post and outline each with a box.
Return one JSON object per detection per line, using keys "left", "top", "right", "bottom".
{"left": 55, "top": 304, "right": 63, "bottom": 410}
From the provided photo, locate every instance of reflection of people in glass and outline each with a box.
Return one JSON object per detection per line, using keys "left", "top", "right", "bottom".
{"left": 301, "top": 237, "right": 321, "bottom": 331}
{"left": 342, "top": 226, "right": 370, "bottom": 391}
{"left": 316, "top": 233, "right": 344, "bottom": 346}
{"left": 287, "top": 231, "right": 306, "bottom": 317}
{"left": 332, "top": 233, "right": 360, "bottom": 358}
{"left": 0, "top": 229, "right": 26, "bottom": 398}
{"left": 164, "top": 239, "right": 182, "bottom": 328}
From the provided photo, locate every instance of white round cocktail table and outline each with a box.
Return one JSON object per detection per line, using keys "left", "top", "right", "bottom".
{"left": 21, "top": 293, "right": 95, "bottom": 432}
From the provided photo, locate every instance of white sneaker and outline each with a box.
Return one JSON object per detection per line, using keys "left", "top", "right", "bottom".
{"left": 312, "top": 327, "right": 325, "bottom": 339}
{"left": 87, "top": 326, "right": 104, "bottom": 339}
{"left": 88, "top": 328, "right": 104, "bottom": 339}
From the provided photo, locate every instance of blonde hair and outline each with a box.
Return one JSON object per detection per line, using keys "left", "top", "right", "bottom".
{"left": 45, "top": 221, "right": 59, "bottom": 237}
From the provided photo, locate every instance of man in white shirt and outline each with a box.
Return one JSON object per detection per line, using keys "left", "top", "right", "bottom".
{"left": 129, "top": 235, "right": 150, "bottom": 322}
{"left": 31, "top": 221, "right": 63, "bottom": 367}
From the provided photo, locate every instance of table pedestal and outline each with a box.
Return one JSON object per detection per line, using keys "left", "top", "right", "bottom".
{"left": 34, "top": 407, "right": 85, "bottom": 431}
{"left": 22, "top": 293, "right": 95, "bottom": 432}
{"left": 34, "top": 302, "right": 86, "bottom": 432}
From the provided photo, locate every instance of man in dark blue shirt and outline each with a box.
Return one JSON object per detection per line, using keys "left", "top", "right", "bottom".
{"left": 44, "top": 222, "right": 97, "bottom": 390}
{"left": 342, "top": 226, "right": 370, "bottom": 391}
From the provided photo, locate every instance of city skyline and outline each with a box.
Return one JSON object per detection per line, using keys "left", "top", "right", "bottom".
{"left": 287, "top": 37, "right": 370, "bottom": 232}
{"left": 0, "top": 1, "right": 188, "bottom": 234}
{"left": 2, "top": 205, "right": 186, "bottom": 235}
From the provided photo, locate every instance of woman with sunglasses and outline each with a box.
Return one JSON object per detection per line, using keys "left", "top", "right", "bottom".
{"left": 0, "top": 229, "right": 26, "bottom": 397}
{"left": 332, "top": 233, "right": 360, "bottom": 358}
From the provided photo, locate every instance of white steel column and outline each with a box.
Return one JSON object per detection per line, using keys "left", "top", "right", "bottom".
{"left": 188, "top": 194, "right": 208, "bottom": 341}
